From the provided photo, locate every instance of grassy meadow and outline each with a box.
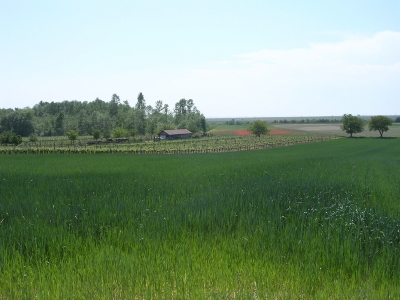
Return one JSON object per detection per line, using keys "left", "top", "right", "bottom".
{"left": 1, "top": 138, "right": 400, "bottom": 298}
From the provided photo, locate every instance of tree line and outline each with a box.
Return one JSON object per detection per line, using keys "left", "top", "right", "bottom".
{"left": 0, "top": 93, "right": 208, "bottom": 140}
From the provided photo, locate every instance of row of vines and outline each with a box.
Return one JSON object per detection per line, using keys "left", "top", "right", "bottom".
{"left": 0, "top": 134, "right": 337, "bottom": 154}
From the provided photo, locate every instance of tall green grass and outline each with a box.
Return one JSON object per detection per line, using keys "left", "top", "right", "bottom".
{"left": 1, "top": 138, "right": 400, "bottom": 298}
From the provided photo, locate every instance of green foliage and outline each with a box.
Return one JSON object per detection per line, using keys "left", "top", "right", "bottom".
{"left": 54, "top": 112, "right": 65, "bottom": 136}
{"left": 0, "top": 131, "right": 22, "bottom": 145}
{"left": 395, "top": 116, "right": 400, "bottom": 123}
{"left": 112, "top": 127, "right": 127, "bottom": 138}
{"left": 200, "top": 116, "right": 207, "bottom": 133}
{"left": 155, "top": 123, "right": 175, "bottom": 135}
{"left": 0, "top": 109, "right": 35, "bottom": 136}
{"left": 103, "top": 129, "right": 111, "bottom": 139}
{"left": 368, "top": 115, "right": 393, "bottom": 137}
{"left": 28, "top": 133, "right": 38, "bottom": 143}
{"left": 248, "top": 120, "right": 269, "bottom": 137}
{"left": 1, "top": 95, "right": 209, "bottom": 138}
{"left": 129, "top": 129, "right": 137, "bottom": 138}
{"left": 135, "top": 92, "right": 146, "bottom": 110}
{"left": 67, "top": 130, "right": 78, "bottom": 144}
{"left": 225, "top": 118, "right": 243, "bottom": 125}
{"left": 109, "top": 94, "right": 120, "bottom": 117}
{"left": 92, "top": 129, "right": 102, "bottom": 141}
{"left": 340, "top": 114, "right": 365, "bottom": 137}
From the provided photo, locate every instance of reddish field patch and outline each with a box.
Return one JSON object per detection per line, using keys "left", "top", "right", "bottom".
{"left": 270, "top": 130, "right": 291, "bottom": 135}
{"left": 235, "top": 130, "right": 251, "bottom": 136}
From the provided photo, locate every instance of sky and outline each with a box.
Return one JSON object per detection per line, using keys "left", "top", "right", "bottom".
{"left": 1, "top": 0, "right": 399, "bottom": 118}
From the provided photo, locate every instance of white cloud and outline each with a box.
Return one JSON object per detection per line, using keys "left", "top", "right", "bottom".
{"left": 2, "top": 32, "right": 399, "bottom": 117}
{"left": 236, "top": 31, "right": 400, "bottom": 66}
{"left": 183, "top": 31, "right": 400, "bottom": 117}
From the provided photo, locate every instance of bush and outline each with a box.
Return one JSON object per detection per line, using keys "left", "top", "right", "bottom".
{"left": 0, "top": 131, "right": 22, "bottom": 145}
{"left": 112, "top": 127, "right": 127, "bottom": 139}
{"left": 29, "top": 133, "right": 39, "bottom": 143}
{"left": 67, "top": 130, "right": 79, "bottom": 144}
{"left": 92, "top": 129, "right": 102, "bottom": 141}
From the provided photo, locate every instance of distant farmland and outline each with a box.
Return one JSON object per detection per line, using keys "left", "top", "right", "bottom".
{"left": 208, "top": 122, "right": 400, "bottom": 138}
{"left": 208, "top": 124, "right": 292, "bottom": 136}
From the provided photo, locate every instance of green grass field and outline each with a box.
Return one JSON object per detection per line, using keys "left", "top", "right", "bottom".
{"left": 1, "top": 138, "right": 400, "bottom": 299}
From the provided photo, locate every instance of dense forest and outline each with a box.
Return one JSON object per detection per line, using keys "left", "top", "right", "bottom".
{"left": 0, "top": 93, "right": 207, "bottom": 138}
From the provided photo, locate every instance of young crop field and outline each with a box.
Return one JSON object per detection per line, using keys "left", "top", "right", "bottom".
{"left": 1, "top": 138, "right": 400, "bottom": 298}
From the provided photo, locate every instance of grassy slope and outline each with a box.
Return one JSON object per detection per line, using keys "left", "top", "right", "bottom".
{"left": 1, "top": 138, "right": 400, "bottom": 299}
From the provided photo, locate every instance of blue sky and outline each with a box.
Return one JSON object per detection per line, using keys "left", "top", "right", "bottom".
{"left": 1, "top": 0, "right": 399, "bottom": 117}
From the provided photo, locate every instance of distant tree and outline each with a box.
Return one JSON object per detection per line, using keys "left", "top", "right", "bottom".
{"left": 163, "top": 104, "right": 169, "bottom": 122}
{"left": 112, "top": 127, "right": 127, "bottom": 139}
{"left": 54, "top": 112, "right": 65, "bottom": 136}
{"left": 174, "top": 99, "right": 187, "bottom": 116}
{"left": 67, "top": 130, "right": 78, "bottom": 144}
{"left": 154, "top": 100, "right": 164, "bottom": 113}
{"left": 103, "top": 130, "right": 111, "bottom": 139}
{"left": 156, "top": 123, "right": 175, "bottom": 135}
{"left": 368, "top": 115, "right": 392, "bottom": 138}
{"left": 0, "top": 109, "right": 35, "bottom": 137}
{"left": 0, "top": 131, "right": 22, "bottom": 145}
{"left": 129, "top": 129, "right": 138, "bottom": 138}
{"left": 186, "top": 99, "right": 194, "bottom": 113}
{"left": 145, "top": 116, "right": 158, "bottom": 135}
{"left": 28, "top": 133, "right": 38, "bottom": 143}
{"left": 200, "top": 116, "right": 207, "bottom": 134}
{"left": 92, "top": 129, "right": 101, "bottom": 141}
{"left": 134, "top": 93, "right": 147, "bottom": 134}
{"left": 135, "top": 93, "right": 146, "bottom": 110}
{"left": 227, "top": 119, "right": 235, "bottom": 125}
{"left": 340, "top": 114, "right": 365, "bottom": 137}
{"left": 395, "top": 117, "right": 400, "bottom": 123}
{"left": 109, "top": 94, "right": 120, "bottom": 117}
{"left": 248, "top": 120, "right": 269, "bottom": 137}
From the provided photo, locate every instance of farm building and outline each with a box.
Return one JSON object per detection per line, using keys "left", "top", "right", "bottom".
{"left": 158, "top": 129, "right": 192, "bottom": 140}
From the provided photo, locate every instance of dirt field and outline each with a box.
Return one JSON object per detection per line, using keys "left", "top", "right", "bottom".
{"left": 272, "top": 124, "right": 400, "bottom": 138}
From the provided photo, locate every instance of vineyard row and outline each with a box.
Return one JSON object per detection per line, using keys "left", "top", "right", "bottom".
{"left": 0, "top": 135, "right": 337, "bottom": 154}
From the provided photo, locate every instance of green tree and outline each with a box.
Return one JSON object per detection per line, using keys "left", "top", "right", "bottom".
{"left": 248, "top": 120, "right": 269, "bottom": 137}
{"left": 368, "top": 115, "right": 392, "bottom": 138}
{"left": 0, "top": 131, "right": 22, "bottom": 145}
{"left": 340, "top": 114, "right": 365, "bottom": 137}
{"left": 112, "top": 127, "right": 127, "bottom": 139}
{"left": 92, "top": 129, "right": 102, "bottom": 141}
{"left": 200, "top": 116, "right": 207, "bottom": 134}
{"left": 0, "top": 109, "right": 35, "bottom": 137}
{"left": 54, "top": 112, "right": 65, "bottom": 136}
{"left": 67, "top": 130, "right": 78, "bottom": 144}
{"left": 134, "top": 93, "right": 147, "bottom": 135}
{"left": 28, "top": 133, "right": 38, "bottom": 143}
{"left": 135, "top": 93, "right": 146, "bottom": 110}
{"left": 129, "top": 129, "right": 138, "bottom": 138}
{"left": 109, "top": 94, "right": 120, "bottom": 117}
{"left": 156, "top": 123, "right": 175, "bottom": 135}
